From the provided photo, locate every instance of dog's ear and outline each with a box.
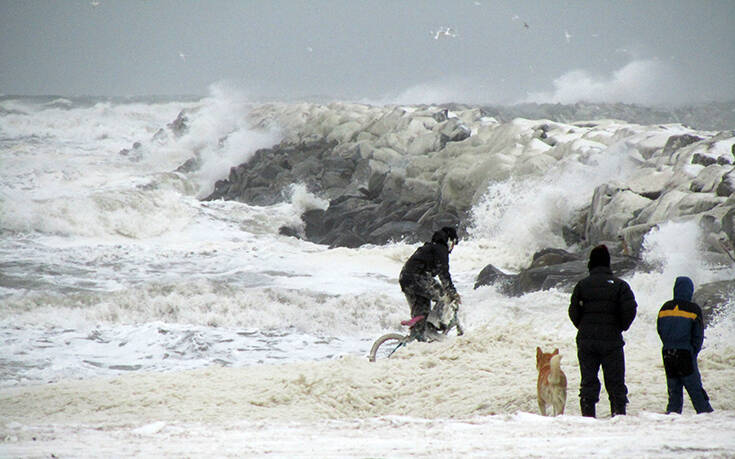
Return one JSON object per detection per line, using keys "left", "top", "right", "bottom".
{"left": 536, "top": 347, "right": 542, "bottom": 359}
{"left": 553, "top": 348, "right": 559, "bottom": 355}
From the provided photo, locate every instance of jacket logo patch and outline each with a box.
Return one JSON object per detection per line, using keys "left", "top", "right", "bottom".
{"left": 658, "top": 305, "right": 698, "bottom": 320}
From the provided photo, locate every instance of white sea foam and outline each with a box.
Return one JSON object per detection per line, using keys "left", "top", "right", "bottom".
{"left": 1, "top": 96, "right": 733, "bottom": 457}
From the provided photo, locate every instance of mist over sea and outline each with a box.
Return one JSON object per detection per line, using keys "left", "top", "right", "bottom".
{"left": 1, "top": 92, "right": 734, "bottom": 457}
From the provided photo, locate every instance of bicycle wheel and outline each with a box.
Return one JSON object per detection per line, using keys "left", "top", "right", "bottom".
{"left": 368, "top": 333, "right": 407, "bottom": 362}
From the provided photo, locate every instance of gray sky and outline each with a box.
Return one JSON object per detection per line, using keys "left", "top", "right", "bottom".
{"left": 2, "top": 0, "right": 734, "bottom": 105}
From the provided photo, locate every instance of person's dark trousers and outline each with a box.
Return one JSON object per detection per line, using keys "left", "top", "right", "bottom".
{"left": 400, "top": 279, "right": 431, "bottom": 318}
{"left": 666, "top": 361, "right": 714, "bottom": 414}
{"left": 577, "top": 340, "right": 628, "bottom": 417}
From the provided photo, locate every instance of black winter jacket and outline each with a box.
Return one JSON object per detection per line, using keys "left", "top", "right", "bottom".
{"left": 569, "top": 266, "right": 637, "bottom": 345}
{"left": 400, "top": 241, "right": 456, "bottom": 296}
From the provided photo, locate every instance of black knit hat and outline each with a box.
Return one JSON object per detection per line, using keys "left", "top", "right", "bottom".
{"left": 431, "top": 226, "right": 459, "bottom": 246}
{"left": 441, "top": 226, "right": 458, "bottom": 243}
{"left": 588, "top": 244, "right": 611, "bottom": 269}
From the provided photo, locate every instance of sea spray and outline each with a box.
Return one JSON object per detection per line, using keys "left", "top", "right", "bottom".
{"left": 468, "top": 139, "right": 642, "bottom": 269}
{"left": 181, "top": 87, "right": 282, "bottom": 198}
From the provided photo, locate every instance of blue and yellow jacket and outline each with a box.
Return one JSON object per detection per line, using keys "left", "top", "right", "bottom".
{"left": 657, "top": 276, "right": 704, "bottom": 354}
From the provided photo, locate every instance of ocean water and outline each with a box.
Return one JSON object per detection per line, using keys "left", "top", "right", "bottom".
{"left": 0, "top": 94, "right": 428, "bottom": 385}
{"left": 1, "top": 93, "right": 734, "bottom": 457}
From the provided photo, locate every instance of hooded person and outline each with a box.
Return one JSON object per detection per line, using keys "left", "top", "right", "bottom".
{"left": 569, "top": 244, "right": 637, "bottom": 417}
{"left": 657, "top": 276, "right": 714, "bottom": 414}
{"left": 399, "top": 226, "right": 460, "bottom": 340}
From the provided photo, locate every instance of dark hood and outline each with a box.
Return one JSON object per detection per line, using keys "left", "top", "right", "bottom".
{"left": 673, "top": 276, "right": 694, "bottom": 301}
{"left": 431, "top": 229, "right": 449, "bottom": 246}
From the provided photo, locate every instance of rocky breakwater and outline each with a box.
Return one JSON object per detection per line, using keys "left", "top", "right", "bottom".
{"left": 584, "top": 130, "right": 735, "bottom": 261}
{"left": 205, "top": 103, "right": 477, "bottom": 247}
{"left": 203, "top": 103, "right": 734, "bottom": 258}
{"left": 201, "top": 103, "right": 734, "bottom": 254}
{"left": 194, "top": 101, "right": 734, "bottom": 315}
{"left": 468, "top": 119, "right": 734, "bottom": 311}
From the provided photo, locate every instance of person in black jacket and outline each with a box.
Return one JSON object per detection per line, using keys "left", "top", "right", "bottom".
{"left": 569, "top": 244, "right": 637, "bottom": 418}
{"left": 399, "top": 226, "right": 460, "bottom": 340}
{"left": 657, "top": 276, "right": 713, "bottom": 414}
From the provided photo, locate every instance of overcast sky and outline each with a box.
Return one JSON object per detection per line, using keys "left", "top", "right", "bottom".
{"left": 2, "top": 0, "right": 734, "bottom": 105}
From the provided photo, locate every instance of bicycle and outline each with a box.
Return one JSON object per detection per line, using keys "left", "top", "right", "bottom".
{"left": 368, "top": 298, "right": 463, "bottom": 362}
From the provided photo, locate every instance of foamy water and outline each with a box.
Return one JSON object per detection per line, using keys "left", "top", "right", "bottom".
{"left": 1, "top": 92, "right": 734, "bottom": 457}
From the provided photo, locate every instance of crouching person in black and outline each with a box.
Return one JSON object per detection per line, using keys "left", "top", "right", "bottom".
{"left": 657, "top": 276, "right": 714, "bottom": 414}
{"left": 569, "top": 244, "right": 637, "bottom": 418}
{"left": 399, "top": 226, "right": 460, "bottom": 341}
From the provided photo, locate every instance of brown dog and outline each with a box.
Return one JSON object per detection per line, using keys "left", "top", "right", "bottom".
{"left": 536, "top": 347, "right": 567, "bottom": 416}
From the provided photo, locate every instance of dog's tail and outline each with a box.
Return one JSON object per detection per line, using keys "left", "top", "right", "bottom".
{"left": 548, "top": 354, "right": 563, "bottom": 384}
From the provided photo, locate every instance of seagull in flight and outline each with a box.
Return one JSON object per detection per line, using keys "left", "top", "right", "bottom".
{"left": 432, "top": 26, "right": 458, "bottom": 40}
{"left": 512, "top": 15, "right": 530, "bottom": 29}
{"left": 90, "top": 1, "right": 100, "bottom": 7}
{"left": 178, "top": 51, "right": 186, "bottom": 61}
{"left": 564, "top": 30, "right": 572, "bottom": 42}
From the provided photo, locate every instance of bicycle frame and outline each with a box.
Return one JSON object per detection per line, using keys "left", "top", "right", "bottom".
{"left": 368, "top": 300, "right": 462, "bottom": 362}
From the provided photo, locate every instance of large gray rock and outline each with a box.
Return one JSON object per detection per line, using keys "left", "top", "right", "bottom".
{"left": 436, "top": 118, "right": 471, "bottom": 148}
{"left": 722, "top": 206, "right": 735, "bottom": 249}
{"left": 167, "top": 110, "right": 189, "bottom": 137}
{"left": 663, "top": 134, "right": 703, "bottom": 156}
{"left": 585, "top": 184, "right": 652, "bottom": 243}
{"left": 692, "top": 280, "right": 735, "bottom": 327}
{"left": 716, "top": 168, "right": 735, "bottom": 197}
{"left": 206, "top": 139, "right": 341, "bottom": 205}
{"left": 473, "top": 264, "right": 515, "bottom": 290}
{"left": 691, "top": 165, "right": 730, "bottom": 193}
{"left": 203, "top": 122, "right": 467, "bottom": 247}
{"left": 474, "top": 248, "right": 641, "bottom": 296}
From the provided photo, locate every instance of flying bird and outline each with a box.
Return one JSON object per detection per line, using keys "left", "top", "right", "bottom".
{"left": 513, "top": 16, "right": 530, "bottom": 29}
{"left": 178, "top": 51, "right": 186, "bottom": 61}
{"left": 90, "top": 1, "right": 100, "bottom": 7}
{"left": 432, "top": 26, "right": 458, "bottom": 40}
{"left": 564, "top": 30, "right": 572, "bottom": 42}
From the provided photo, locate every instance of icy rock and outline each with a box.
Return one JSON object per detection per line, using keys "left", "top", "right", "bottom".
{"left": 693, "top": 280, "right": 735, "bottom": 327}
{"left": 585, "top": 184, "right": 652, "bottom": 243}
{"left": 167, "top": 111, "right": 189, "bottom": 137}
{"left": 691, "top": 165, "right": 730, "bottom": 193}
{"left": 473, "top": 248, "right": 641, "bottom": 295}
{"left": 197, "top": 102, "right": 734, "bottom": 252}
{"left": 716, "top": 168, "right": 735, "bottom": 197}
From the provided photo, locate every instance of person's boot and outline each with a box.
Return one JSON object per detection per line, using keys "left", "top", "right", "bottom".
{"left": 580, "top": 400, "right": 596, "bottom": 418}
{"left": 610, "top": 400, "right": 626, "bottom": 417}
{"left": 693, "top": 389, "right": 714, "bottom": 414}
